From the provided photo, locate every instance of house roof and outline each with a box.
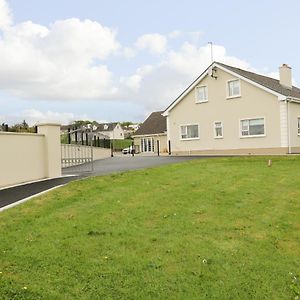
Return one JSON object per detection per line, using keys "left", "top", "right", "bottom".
{"left": 95, "top": 122, "right": 119, "bottom": 132}
{"left": 134, "top": 111, "right": 166, "bottom": 136}
{"left": 164, "top": 61, "right": 300, "bottom": 115}
{"left": 217, "top": 62, "right": 300, "bottom": 99}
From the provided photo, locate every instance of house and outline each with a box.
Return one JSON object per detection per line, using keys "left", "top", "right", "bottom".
{"left": 94, "top": 122, "right": 124, "bottom": 140}
{"left": 133, "top": 111, "right": 168, "bottom": 153}
{"left": 163, "top": 62, "right": 300, "bottom": 155}
{"left": 123, "top": 123, "right": 141, "bottom": 138}
{"left": 61, "top": 122, "right": 124, "bottom": 143}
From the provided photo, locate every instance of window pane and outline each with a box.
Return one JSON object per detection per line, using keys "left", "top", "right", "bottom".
{"left": 197, "top": 86, "right": 207, "bottom": 102}
{"left": 216, "top": 128, "right": 222, "bottom": 137}
{"left": 181, "top": 125, "right": 199, "bottom": 139}
{"left": 249, "top": 124, "right": 264, "bottom": 135}
{"left": 249, "top": 118, "right": 264, "bottom": 135}
{"left": 241, "top": 118, "right": 264, "bottom": 136}
{"left": 228, "top": 80, "right": 240, "bottom": 96}
{"left": 241, "top": 120, "right": 249, "bottom": 131}
{"left": 181, "top": 126, "right": 187, "bottom": 139}
{"left": 249, "top": 118, "right": 264, "bottom": 126}
{"left": 188, "top": 125, "right": 199, "bottom": 138}
{"left": 298, "top": 118, "right": 300, "bottom": 134}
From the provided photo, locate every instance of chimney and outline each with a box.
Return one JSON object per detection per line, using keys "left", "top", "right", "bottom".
{"left": 279, "top": 64, "right": 292, "bottom": 89}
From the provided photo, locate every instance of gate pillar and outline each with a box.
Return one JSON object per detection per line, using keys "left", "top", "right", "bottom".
{"left": 38, "top": 123, "right": 62, "bottom": 178}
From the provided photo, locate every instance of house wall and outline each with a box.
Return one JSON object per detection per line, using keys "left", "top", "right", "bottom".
{"left": 98, "top": 124, "right": 125, "bottom": 140}
{"left": 0, "top": 124, "right": 61, "bottom": 188}
{"left": 167, "top": 67, "right": 284, "bottom": 155}
{"left": 288, "top": 102, "right": 300, "bottom": 153}
{"left": 112, "top": 124, "right": 125, "bottom": 140}
{"left": 134, "top": 134, "right": 167, "bottom": 153}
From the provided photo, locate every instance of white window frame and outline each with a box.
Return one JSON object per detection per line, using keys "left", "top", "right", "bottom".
{"left": 180, "top": 124, "right": 200, "bottom": 140}
{"left": 195, "top": 85, "right": 208, "bottom": 103}
{"left": 227, "top": 79, "right": 241, "bottom": 99}
{"left": 298, "top": 117, "right": 300, "bottom": 136}
{"left": 214, "top": 121, "right": 223, "bottom": 139}
{"left": 239, "top": 117, "right": 266, "bottom": 138}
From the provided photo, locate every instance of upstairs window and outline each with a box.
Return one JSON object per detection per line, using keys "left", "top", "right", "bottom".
{"left": 180, "top": 125, "right": 199, "bottom": 140}
{"left": 241, "top": 118, "right": 265, "bottom": 137}
{"left": 227, "top": 79, "right": 241, "bottom": 98}
{"left": 196, "top": 86, "right": 208, "bottom": 103}
{"left": 298, "top": 117, "right": 300, "bottom": 135}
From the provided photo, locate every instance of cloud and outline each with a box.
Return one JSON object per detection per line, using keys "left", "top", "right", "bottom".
{"left": 121, "top": 43, "right": 252, "bottom": 112}
{"left": 135, "top": 33, "right": 167, "bottom": 54}
{"left": 4, "top": 109, "right": 89, "bottom": 126}
{"left": 0, "top": 0, "right": 12, "bottom": 30}
{"left": 168, "top": 30, "right": 182, "bottom": 39}
{"left": 121, "top": 47, "right": 136, "bottom": 58}
{"left": 0, "top": 3, "right": 120, "bottom": 101}
{"left": 0, "top": 0, "right": 264, "bottom": 123}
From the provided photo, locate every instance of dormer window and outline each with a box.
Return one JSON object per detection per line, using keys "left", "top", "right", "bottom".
{"left": 227, "top": 79, "right": 241, "bottom": 98}
{"left": 195, "top": 86, "right": 208, "bottom": 103}
{"left": 104, "top": 124, "right": 108, "bottom": 130}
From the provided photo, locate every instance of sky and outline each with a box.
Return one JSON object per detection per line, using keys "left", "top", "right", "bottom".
{"left": 0, "top": 0, "right": 300, "bottom": 125}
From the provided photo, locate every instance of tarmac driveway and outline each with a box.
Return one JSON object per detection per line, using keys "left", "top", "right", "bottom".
{"left": 0, "top": 155, "right": 201, "bottom": 210}
{"left": 63, "top": 155, "right": 200, "bottom": 177}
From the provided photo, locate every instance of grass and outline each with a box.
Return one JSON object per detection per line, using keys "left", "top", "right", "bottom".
{"left": 0, "top": 156, "right": 300, "bottom": 299}
{"left": 112, "top": 139, "right": 132, "bottom": 151}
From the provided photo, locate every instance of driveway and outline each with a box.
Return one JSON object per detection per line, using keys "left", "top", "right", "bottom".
{"left": 62, "top": 155, "right": 200, "bottom": 177}
{"left": 0, "top": 155, "right": 203, "bottom": 210}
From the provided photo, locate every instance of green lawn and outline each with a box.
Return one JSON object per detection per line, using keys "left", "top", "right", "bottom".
{"left": 0, "top": 156, "right": 300, "bottom": 299}
{"left": 112, "top": 139, "right": 132, "bottom": 151}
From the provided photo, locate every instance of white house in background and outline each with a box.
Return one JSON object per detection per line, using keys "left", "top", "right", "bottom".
{"left": 163, "top": 62, "right": 300, "bottom": 155}
{"left": 95, "top": 122, "right": 124, "bottom": 140}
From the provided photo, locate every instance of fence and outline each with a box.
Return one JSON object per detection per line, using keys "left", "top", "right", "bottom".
{"left": 62, "top": 128, "right": 133, "bottom": 150}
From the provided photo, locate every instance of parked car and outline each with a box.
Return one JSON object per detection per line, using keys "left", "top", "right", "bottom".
{"left": 122, "top": 146, "right": 134, "bottom": 154}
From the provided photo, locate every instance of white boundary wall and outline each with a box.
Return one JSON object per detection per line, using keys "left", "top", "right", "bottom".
{"left": 0, "top": 124, "right": 61, "bottom": 188}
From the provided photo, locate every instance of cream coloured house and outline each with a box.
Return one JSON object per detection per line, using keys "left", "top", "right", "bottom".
{"left": 163, "top": 62, "right": 300, "bottom": 155}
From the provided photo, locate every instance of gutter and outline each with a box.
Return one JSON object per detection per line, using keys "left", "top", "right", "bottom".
{"left": 132, "top": 132, "right": 167, "bottom": 138}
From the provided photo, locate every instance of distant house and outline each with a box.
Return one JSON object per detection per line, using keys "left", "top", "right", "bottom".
{"left": 94, "top": 122, "right": 124, "bottom": 140}
{"left": 123, "top": 123, "right": 141, "bottom": 138}
{"left": 133, "top": 111, "right": 167, "bottom": 153}
{"left": 61, "top": 122, "right": 124, "bottom": 144}
{"left": 163, "top": 62, "right": 300, "bottom": 155}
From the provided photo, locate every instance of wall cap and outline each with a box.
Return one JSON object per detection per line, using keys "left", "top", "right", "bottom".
{"left": 0, "top": 131, "right": 44, "bottom": 137}
{"left": 37, "top": 123, "right": 61, "bottom": 127}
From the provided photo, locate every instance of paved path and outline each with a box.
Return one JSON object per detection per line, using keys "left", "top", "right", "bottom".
{"left": 0, "top": 155, "right": 204, "bottom": 210}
